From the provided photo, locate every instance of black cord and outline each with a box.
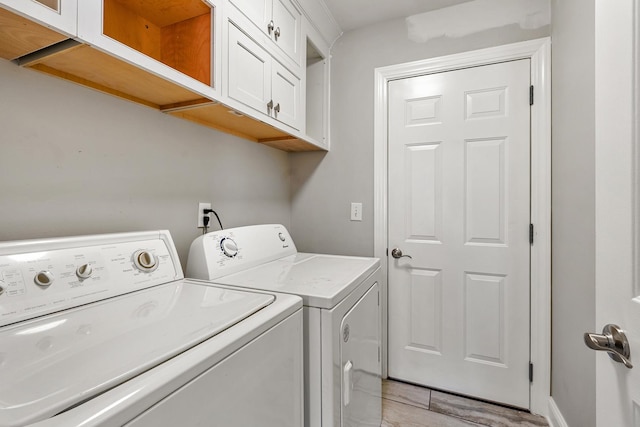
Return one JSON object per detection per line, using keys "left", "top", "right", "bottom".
{"left": 202, "top": 215, "right": 210, "bottom": 235}
{"left": 203, "top": 209, "right": 224, "bottom": 230}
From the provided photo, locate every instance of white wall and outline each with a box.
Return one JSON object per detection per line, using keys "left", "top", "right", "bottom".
{"left": 290, "top": 18, "right": 550, "bottom": 256}
{"left": 0, "top": 58, "right": 291, "bottom": 269}
{"left": 550, "top": 0, "right": 596, "bottom": 425}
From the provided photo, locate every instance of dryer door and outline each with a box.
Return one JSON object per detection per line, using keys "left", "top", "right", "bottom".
{"left": 340, "top": 282, "right": 381, "bottom": 426}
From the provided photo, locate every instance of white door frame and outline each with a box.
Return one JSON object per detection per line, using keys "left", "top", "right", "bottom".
{"left": 373, "top": 37, "right": 551, "bottom": 417}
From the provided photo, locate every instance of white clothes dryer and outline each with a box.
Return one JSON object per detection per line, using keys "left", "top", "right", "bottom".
{"left": 187, "top": 224, "right": 382, "bottom": 427}
{"left": 0, "top": 230, "right": 303, "bottom": 427}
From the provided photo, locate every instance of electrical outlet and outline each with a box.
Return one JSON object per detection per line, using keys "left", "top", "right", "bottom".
{"left": 197, "top": 202, "right": 211, "bottom": 228}
{"left": 350, "top": 202, "right": 363, "bottom": 221}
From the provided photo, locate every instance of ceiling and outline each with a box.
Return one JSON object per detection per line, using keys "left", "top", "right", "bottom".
{"left": 323, "top": 0, "right": 474, "bottom": 33}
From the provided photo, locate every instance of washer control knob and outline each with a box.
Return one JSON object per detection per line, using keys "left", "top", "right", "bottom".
{"left": 278, "top": 232, "right": 286, "bottom": 242}
{"left": 220, "top": 238, "right": 238, "bottom": 258}
{"left": 76, "top": 263, "right": 93, "bottom": 279}
{"left": 34, "top": 270, "right": 54, "bottom": 287}
{"left": 133, "top": 250, "right": 158, "bottom": 272}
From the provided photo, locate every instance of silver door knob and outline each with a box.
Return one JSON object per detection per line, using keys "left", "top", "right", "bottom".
{"left": 584, "top": 324, "right": 633, "bottom": 369}
{"left": 391, "top": 248, "right": 412, "bottom": 259}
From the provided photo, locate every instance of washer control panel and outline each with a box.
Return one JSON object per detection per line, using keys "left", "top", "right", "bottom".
{"left": 0, "top": 232, "right": 180, "bottom": 327}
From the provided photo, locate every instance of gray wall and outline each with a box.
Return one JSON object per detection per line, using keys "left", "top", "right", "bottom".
{"left": 550, "top": 0, "right": 596, "bottom": 425}
{"left": 290, "top": 19, "right": 549, "bottom": 255}
{"left": 0, "top": 58, "right": 291, "bottom": 269}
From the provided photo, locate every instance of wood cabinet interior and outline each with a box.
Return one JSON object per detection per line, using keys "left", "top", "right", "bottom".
{"left": 0, "top": 7, "right": 68, "bottom": 60}
{"left": 34, "top": 0, "right": 59, "bottom": 11}
{"left": 103, "top": 0, "right": 211, "bottom": 85}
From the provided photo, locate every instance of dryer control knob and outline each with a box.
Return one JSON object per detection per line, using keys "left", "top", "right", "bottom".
{"left": 220, "top": 238, "right": 239, "bottom": 258}
{"left": 132, "top": 250, "right": 158, "bottom": 272}
{"left": 278, "top": 232, "right": 286, "bottom": 242}
{"left": 34, "top": 270, "right": 54, "bottom": 287}
{"left": 76, "top": 263, "right": 93, "bottom": 279}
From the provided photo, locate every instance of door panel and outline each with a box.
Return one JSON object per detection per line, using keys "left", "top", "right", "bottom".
{"left": 387, "top": 59, "right": 531, "bottom": 408}
{"left": 227, "top": 0, "right": 270, "bottom": 36}
{"left": 272, "top": 60, "right": 300, "bottom": 129}
{"left": 271, "top": 0, "right": 301, "bottom": 64}
{"left": 227, "top": 24, "right": 271, "bottom": 115}
{"left": 594, "top": 1, "right": 640, "bottom": 426}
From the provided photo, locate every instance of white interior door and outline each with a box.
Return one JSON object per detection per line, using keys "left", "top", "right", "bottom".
{"left": 387, "top": 59, "right": 532, "bottom": 408}
{"left": 592, "top": 1, "right": 640, "bottom": 425}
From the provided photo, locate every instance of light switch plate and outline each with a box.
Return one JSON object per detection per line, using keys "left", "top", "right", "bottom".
{"left": 350, "top": 202, "right": 363, "bottom": 221}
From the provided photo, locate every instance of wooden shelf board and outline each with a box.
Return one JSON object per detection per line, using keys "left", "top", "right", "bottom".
{"left": 0, "top": 7, "right": 67, "bottom": 60}
{"left": 259, "top": 137, "right": 325, "bottom": 152}
{"left": 165, "top": 103, "right": 323, "bottom": 151}
{"left": 25, "top": 44, "right": 204, "bottom": 107}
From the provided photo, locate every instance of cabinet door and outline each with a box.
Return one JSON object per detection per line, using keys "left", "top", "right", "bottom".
{"left": 228, "top": 24, "right": 272, "bottom": 116}
{"left": 272, "top": 60, "right": 300, "bottom": 130}
{"left": 271, "top": 0, "right": 301, "bottom": 64}
{"left": 228, "top": 0, "right": 271, "bottom": 36}
{"left": 1, "top": 0, "right": 76, "bottom": 36}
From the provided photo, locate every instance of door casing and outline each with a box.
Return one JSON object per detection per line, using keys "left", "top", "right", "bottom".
{"left": 373, "top": 37, "right": 551, "bottom": 417}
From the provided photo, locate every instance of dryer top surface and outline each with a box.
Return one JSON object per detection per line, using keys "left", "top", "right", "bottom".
{"left": 213, "top": 253, "right": 380, "bottom": 309}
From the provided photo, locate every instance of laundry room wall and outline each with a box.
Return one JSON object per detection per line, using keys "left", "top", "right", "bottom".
{"left": 0, "top": 59, "right": 291, "bottom": 268}
{"left": 289, "top": 11, "right": 550, "bottom": 256}
{"left": 549, "top": 0, "right": 596, "bottom": 426}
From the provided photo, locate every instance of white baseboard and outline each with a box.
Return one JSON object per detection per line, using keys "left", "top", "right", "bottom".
{"left": 547, "top": 397, "right": 569, "bottom": 427}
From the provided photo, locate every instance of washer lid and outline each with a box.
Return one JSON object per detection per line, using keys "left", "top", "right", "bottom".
{"left": 0, "top": 281, "right": 273, "bottom": 427}
{"left": 214, "top": 253, "right": 380, "bottom": 309}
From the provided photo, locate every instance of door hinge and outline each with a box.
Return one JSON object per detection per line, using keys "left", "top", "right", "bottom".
{"left": 529, "top": 363, "right": 534, "bottom": 382}
{"left": 529, "top": 224, "right": 534, "bottom": 245}
{"left": 529, "top": 85, "right": 534, "bottom": 106}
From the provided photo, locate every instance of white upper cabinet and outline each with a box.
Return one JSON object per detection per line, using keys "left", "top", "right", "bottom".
{"left": 228, "top": 23, "right": 301, "bottom": 130}
{"left": 228, "top": 0, "right": 302, "bottom": 66}
{"left": 0, "top": 0, "right": 76, "bottom": 36}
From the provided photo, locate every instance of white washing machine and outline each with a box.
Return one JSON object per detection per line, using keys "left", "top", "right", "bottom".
{"left": 187, "top": 224, "right": 382, "bottom": 427}
{"left": 0, "top": 230, "right": 303, "bottom": 427}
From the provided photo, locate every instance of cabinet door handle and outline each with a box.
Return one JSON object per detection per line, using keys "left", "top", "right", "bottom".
{"left": 267, "top": 99, "right": 274, "bottom": 112}
{"left": 274, "top": 27, "right": 281, "bottom": 40}
{"left": 267, "top": 20, "right": 275, "bottom": 34}
{"left": 274, "top": 103, "right": 280, "bottom": 113}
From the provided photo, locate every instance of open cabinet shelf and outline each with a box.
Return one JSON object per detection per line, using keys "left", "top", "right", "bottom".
{"left": 103, "top": 0, "right": 212, "bottom": 86}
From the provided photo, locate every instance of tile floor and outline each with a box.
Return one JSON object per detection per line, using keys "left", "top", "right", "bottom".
{"left": 381, "top": 379, "right": 548, "bottom": 427}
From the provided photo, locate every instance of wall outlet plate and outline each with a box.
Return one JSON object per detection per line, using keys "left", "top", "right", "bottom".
{"left": 197, "top": 202, "right": 212, "bottom": 228}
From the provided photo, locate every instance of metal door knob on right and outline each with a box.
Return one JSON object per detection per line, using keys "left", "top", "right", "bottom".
{"left": 584, "top": 324, "right": 633, "bottom": 369}
{"left": 391, "top": 248, "right": 412, "bottom": 259}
